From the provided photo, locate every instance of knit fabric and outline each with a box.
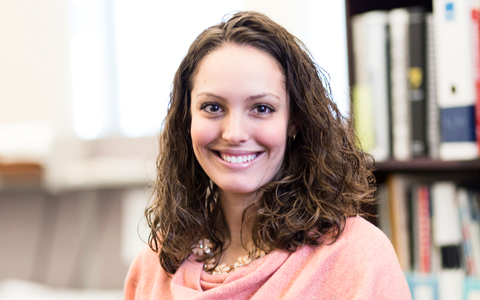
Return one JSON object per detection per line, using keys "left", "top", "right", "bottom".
{"left": 124, "top": 216, "right": 411, "bottom": 299}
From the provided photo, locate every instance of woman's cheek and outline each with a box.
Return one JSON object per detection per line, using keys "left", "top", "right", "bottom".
{"left": 191, "top": 118, "right": 218, "bottom": 149}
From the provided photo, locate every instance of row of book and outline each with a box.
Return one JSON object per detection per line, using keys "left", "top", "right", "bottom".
{"left": 377, "top": 176, "right": 480, "bottom": 299}
{"left": 351, "top": 0, "right": 480, "bottom": 162}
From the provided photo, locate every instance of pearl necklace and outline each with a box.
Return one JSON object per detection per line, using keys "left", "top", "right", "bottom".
{"left": 192, "top": 238, "right": 266, "bottom": 275}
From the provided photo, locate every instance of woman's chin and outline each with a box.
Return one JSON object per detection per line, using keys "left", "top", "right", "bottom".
{"left": 216, "top": 183, "right": 261, "bottom": 198}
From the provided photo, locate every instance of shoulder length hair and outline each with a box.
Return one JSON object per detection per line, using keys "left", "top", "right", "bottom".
{"left": 146, "top": 11, "right": 376, "bottom": 274}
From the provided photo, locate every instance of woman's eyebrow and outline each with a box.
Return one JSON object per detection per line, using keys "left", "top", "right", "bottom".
{"left": 195, "top": 92, "right": 226, "bottom": 100}
{"left": 196, "top": 92, "right": 281, "bottom": 101}
{"left": 246, "top": 93, "right": 280, "bottom": 101}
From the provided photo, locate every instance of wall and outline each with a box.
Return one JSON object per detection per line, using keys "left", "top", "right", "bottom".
{"left": 0, "top": 0, "right": 73, "bottom": 134}
{"left": 0, "top": 0, "right": 349, "bottom": 290}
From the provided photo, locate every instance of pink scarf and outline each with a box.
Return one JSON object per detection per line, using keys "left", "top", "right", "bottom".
{"left": 125, "top": 217, "right": 411, "bottom": 299}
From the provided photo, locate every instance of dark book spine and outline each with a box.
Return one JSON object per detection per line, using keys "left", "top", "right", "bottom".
{"left": 408, "top": 7, "right": 428, "bottom": 157}
{"left": 386, "top": 23, "right": 394, "bottom": 159}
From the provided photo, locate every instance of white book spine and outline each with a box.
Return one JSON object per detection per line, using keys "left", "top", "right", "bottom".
{"left": 438, "top": 269, "right": 465, "bottom": 300}
{"left": 433, "top": 0, "right": 479, "bottom": 160}
{"left": 432, "top": 182, "right": 462, "bottom": 246}
{"left": 426, "top": 13, "right": 440, "bottom": 159}
{"left": 365, "top": 12, "right": 390, "bottom": 161}
{"left": 352, "top": 14, "right": 375, "bottom": 154}
{"left": 389, "top": 9, "right": 411, "bottom": 161}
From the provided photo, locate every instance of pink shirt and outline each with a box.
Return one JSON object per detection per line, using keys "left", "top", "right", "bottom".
{"left": 125, "top": 216, "right": 411, "bottom": 299}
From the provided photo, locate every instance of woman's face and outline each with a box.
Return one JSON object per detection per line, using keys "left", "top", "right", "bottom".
{"left": 190, "top": 44, "right": 295, "bottom": 198}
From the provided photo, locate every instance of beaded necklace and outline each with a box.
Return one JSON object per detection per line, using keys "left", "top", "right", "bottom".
{"left": 192, "top": 238, "right": 266, "bottom": 275}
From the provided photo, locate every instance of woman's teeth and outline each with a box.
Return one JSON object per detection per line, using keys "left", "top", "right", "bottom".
{"left": 220, "top": 153, "right": 257, "bottom": 164}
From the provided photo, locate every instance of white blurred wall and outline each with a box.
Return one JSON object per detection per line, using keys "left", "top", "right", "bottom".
{"left": 0, "top": 0, "right": 349, "bottom": 290}
{"left": 0, "top": 0, "right": 73, "bottom": 135}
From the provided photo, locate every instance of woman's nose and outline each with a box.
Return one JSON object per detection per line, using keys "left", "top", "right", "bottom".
{"left": 221, "top": 113, "right": 249, "bottom": 145}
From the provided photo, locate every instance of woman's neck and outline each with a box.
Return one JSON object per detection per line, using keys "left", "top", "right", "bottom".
{"left": 217, "top": 190, "right": 256, "bottom": 265}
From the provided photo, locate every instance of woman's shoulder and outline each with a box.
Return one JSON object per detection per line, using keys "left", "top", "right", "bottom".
{"left": 131, "top": 244, "right": 160, "bottom": 271}
{"left": 317, "top": 216, "right": 401, "bottom": 272}
{"left": 124, "top": 245, "right": 162, "bottom": 299}
{"left": 307, "top": 216, "right": 411, "bottom": 299}
{"left": 340, "top": 216, "right": 393, "bottom": 250}
{"left": 348, "top": 215, "right": 388, "bottom": 236}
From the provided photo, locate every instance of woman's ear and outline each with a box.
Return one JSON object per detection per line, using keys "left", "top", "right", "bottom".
{"left": 287, "top": 120, "right": 298, "bottom": 138}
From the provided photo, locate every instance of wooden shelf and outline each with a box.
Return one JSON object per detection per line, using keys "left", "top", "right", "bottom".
{"left": 0, "top": 161, "right": 43, "bottom": 190}
{"left": 374, "top": 158, "right": 480, "bottom": 173}
{"left": 0, "top": 161, "right": 43, "bottom": 176}
{"left": 347, "top": 0, "right": 432, "bottom": 17}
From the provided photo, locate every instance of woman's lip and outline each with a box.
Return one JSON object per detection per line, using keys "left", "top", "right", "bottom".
{"left": 214, "top": 150, "right": 262, "bottom": 156}
{"left": 211, "top": 150, "right": 264, "bottom": 165}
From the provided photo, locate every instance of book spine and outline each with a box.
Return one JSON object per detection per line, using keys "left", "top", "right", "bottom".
{"left": 426, "top": 13, "right": 440, "bottom": 159}
{"left": 408, "top": 184, "right": 417, "bottom": 271}
{"left": 472, "top": 4, "right": 480, "bottom": 155}
{"left": 458, "top": 188, "right": 476, "bottom": 276}
{"left": 351, "top": 12, "right": 391, "bottom": 161}
{"left": 469, "top": 190, "right": 480, "bottom": 278}
{"left": 365, "top": 12, "right": 390, "bottom": 161}
{"left": 386, "top": 174, "right": 412, "bottom": 271}
{"left": 431, "top": 181, "right": 462, "bottom": 246}
{"left": 377, "top": 183, "right": 393, "bottom": 240}
{"left": 433, "top": 0, "right": 479, "bottom": 160}
{"left": 419, "top": 185, "right": 431, "bottom": 273}
{"left": 351, "top": 14, "right": 375, "bottom": 154}
{"left": 408, "top": 7, "right": 428, "bottom": 157}
{"left": 389, "top": 9, "right": 412, "bottom": 161}
{"left": 431, "top": 181, "right": 464, "bottom": 300}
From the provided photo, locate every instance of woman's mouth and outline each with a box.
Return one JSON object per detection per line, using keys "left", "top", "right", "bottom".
{"left": 216, "top": 151, "right": 259, "bottom": 164}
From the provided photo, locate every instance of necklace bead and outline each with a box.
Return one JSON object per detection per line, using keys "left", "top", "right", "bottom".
{"left": 192, "top": 238, "right": 266, "bottom": 275}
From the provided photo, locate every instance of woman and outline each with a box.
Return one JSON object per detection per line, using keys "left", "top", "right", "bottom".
{"left": 125, "top": 11, "right": 411, "bottom": 299}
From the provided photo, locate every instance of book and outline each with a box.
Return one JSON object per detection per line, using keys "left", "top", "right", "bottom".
{"left": 418, "top": 184, "right": 432, "bottom": 273}
{"left": 438, "top": 269, "right": 465, "bottom": 300}
{"left": 389, "top": 8, "right": 412, "bottom": 161}
{"left": 409, "top": 184, "right": 432, "bottom": 273}
{"left": 409, "top": 184, "right": 419, "bottom": 271}
{"left": 405, "top": 273, "right": 438, "bottom": 300}
{"left": 351, "top": 13, "right": 374, "bottom": 155}
{"left": 351, "top": 11, "right": 391, "bottom": 161}
{"left": 431, "top": 181, "right": 464, "bottom": 300}
{"left": 364, "top": 11, "right": 391, "bottom": 161}
{"left": 433, "top": 0, "right": 479, "bottom": 160}
{"left": 386, "top": 174, "right": 412, "bottom": 271}
{"left": 458, "top": 188, "right": 477, "bottom": 276}
{"left": 473, "top": 1, "right": 480, "bottom": 156}
{"left": 377, "top": 183, "right": 393, "bottom": 241}
{"left": 431, "top": 182, "right": 462, "bottom": 246}
{"left": 470, "top": 189, "right": 480, "bottom": 279}
{"left": 408, "top": 7, "right": 428, "bottom": 157}
{"left": 464, "top": 277, "right": 480, "bottom": 299}
{"left": 426, "top": 13, "right": 441, "bottom": 159}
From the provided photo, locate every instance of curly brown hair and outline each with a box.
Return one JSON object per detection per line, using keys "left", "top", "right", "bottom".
{"left": 146, "top": 11, "right": 376, "bottom": 274}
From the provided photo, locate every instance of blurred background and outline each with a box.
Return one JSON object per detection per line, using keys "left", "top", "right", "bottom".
{"left": 0, "top": 0, "right": 349, "bottom": 297}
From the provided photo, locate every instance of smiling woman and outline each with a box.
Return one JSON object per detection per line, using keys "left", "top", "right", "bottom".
{"left": 124, "top": 11, "right": 412, "bottom": 299}
{"left": 190, "top": 44, "right": 293, "bottom": 201}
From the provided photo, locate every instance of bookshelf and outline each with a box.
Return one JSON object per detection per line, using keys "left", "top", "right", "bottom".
{"left": 374, "top": 159, "right": 480, "bottom": 181}
{"left": 346, "top": 0, "right": 480, "bottom": 297}
{"left": 345, "top": 0, "right": 480, "bottom": 177}
{"left": 345, "top": 0, "right": 480, "bottom": 179}
{"left": 346, "top": 0, "right": 433, "bottom": 88}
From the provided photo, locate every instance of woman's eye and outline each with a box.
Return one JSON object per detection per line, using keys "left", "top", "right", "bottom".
{"left": 201, "top": 103, "right": 221, "bottom": 113}
{"left": 254, "top": 105, "right": 273, "bottom": 114}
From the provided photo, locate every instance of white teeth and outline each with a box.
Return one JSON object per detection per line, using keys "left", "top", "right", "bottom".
{"left": 220, "top": 153, "right": 257, "bottom": 164}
